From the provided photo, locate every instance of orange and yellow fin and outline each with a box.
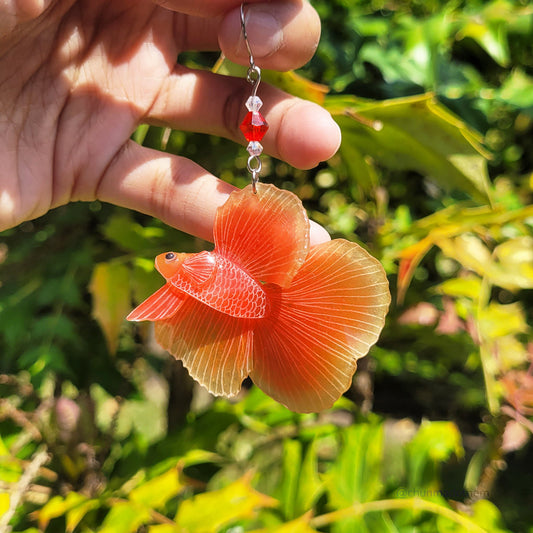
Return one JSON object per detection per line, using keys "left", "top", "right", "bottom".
{"left": 213, "top": 183, "right": 309, "bottom": 288}
{"left": 127, "top": 284, "right": 186, "bottom": 322}
{"left": 182, "top": 251, "right": 215, "bottom": 284}
{"left": 155, "top": 298, "right": 253, "bottom": 397}
{"left": 251, "top": 239, "right": 390, "bottom": 413}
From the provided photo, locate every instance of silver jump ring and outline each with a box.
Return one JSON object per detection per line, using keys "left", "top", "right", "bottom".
{"left": 247, "top": 155, "right": 262, "bottom": 174}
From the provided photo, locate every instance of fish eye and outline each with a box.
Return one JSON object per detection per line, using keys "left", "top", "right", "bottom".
{"left": 165, "top": 252, "right": 176, "bottom": 261}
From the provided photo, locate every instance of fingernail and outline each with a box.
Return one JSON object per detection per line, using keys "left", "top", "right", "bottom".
{"left": 243, "top": 10, "right": 283, "bottom": 59}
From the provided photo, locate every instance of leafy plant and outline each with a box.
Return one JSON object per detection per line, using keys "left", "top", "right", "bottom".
{"left": 2, "top": 0, "right": 533, "bottom": 531}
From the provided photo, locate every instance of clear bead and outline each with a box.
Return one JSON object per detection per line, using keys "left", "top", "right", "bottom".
{"left": 245, "top": 96, "right": 263, "bottom": 112}
{"left": 247, "top": 141, "right": 263, "bottom": 157}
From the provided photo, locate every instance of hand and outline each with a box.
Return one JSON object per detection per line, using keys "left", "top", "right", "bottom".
{"left": 0, "top": 0, "right": 340, "bottom": 244}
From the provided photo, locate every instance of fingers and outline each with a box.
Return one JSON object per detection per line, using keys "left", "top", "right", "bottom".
{"left": 167, "top": 1, "right": 320, "bottom": 72}
{"left": 147, "top": 67, "right": 341, "bottom": 170}
{"left": 218, "top": 1, "right": 320, "bottom": 71}
{"left": 96, "top": 140, "right": 330, "bottom": 246}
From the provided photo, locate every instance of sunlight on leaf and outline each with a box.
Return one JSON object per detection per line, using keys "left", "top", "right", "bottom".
{"left": 99, "top": 501, "right": 152, "bottom": 533}
{"left": 326, "top": 93, "right": 491, "bottom": 203}
{"left": 89, "top": 262, "right": 131, "bottom": 354}
{"left": 174, "top": 475, "right": 277, "bottom": 532}
{"left": 0, "top": 492, "right": 9, "bottom": 518}
{"left": 36, "top": 492, "right": 92, "bottom": 531}
{"left": 129, "top": 466, "right": 186, "bottom": 510}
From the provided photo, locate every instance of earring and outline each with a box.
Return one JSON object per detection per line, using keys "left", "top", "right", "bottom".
{"left": 127, "top": 3, "right": 390, "bottom": 413}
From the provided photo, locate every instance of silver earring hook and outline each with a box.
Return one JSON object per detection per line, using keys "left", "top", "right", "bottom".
{"left": 240, "top": 3, "right": 254, "bottom": 69}
{"left": 240, "top": 2, "right": 262, "bottom": 94}
{"left": 240, "top": 2, "right": 266, "bottom": 194}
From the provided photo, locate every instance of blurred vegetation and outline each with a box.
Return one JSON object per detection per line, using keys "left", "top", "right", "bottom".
{"left": 1, "top": 0, "right": 533, "bottom": 531}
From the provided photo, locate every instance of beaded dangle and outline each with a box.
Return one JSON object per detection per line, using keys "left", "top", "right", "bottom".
{"left": 239, "top": 2, "right": 269, "bottom": 193}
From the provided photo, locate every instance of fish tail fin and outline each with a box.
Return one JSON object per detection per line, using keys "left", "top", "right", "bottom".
{"left": 251, "top": 240, "right": 390, "bottom": 413}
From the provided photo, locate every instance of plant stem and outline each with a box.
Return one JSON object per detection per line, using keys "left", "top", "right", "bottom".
{"left": 309, "top": 498, "right": 487, "bottom": 532}
{"left": 0, "top": 447, "right": 50, "bottom": 533}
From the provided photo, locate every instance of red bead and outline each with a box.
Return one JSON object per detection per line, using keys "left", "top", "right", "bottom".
{"left": 240, "top": 111, "right": 269, "bottom": 142}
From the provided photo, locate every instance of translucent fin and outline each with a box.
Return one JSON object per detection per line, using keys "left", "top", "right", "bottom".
{"left": 155, "top": 299, "right": 253, "bottom": 397}
{"left": 127, "top": 284, "right": 186, "bottom": 321}
{"left": 182, "top": 251, "right": 216, "bottom": 284}
{"left": 251, "top": 239, "right": 390, "bottom": 413}
{"left": 213, "top": 183, "right": 309, "bottom": 288}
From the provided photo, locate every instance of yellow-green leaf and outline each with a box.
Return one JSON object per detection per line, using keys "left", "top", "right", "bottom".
{"left": 250, "top": 513, "right": 317, "bottom": 533}
{"left": 436, "top": 276, "right": 483, "bottom": 300}
{"left": 212, "top": 58, "right": 328, "bottom": 104}
{"left": 0, "top": 492, "right": 9, "bottom": 517}
{"left": 66, "top": 498, "right": 100, "bottom": 532}
{"left": 89, "top": 262, "right": 131, "bottom": 354}
{"left": 174, "top": 475, "right": 277, "bottom": 532}
{"left": 37, "top": 492, "right": 89, "bottom": 530}
{"left": 99, "top": 501, "right": 152, "bottom": 533}
{"left": 478, "top": 302, "right": 529, "bottom": 339}
{"left": 148, "top": 525, "right": 179, "bottom": 533}
{"left": 129, "top": 467, "right": 185, "bottom": 510}
{"left": 326, "top": 93, "right": 491, "bottom": 203}
{"left": 493, "top": 236, "right": 533, "bottom": 290}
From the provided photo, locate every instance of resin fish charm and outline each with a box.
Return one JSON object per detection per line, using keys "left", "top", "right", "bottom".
{"left": 127, "top": 184, "right": 390, "bottom": 412}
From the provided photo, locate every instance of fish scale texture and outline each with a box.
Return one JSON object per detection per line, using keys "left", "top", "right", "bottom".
{"left": 169, "top": 254, "right": 268, "bottom": 319}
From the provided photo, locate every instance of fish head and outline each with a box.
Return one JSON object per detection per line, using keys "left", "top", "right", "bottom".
{"left": 155, "top": 252, "right": 189, "bottom": 280}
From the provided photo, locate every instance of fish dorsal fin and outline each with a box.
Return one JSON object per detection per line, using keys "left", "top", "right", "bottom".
{"left": 182, "top": 251, "right": 216, "bottom": 284}
{"left": 213, "top": 183, "right": 309, "bottom": 287}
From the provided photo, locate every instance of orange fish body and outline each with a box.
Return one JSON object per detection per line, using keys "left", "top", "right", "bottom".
{"left": 128, "top": 184, "right": 390, "bottom": 413}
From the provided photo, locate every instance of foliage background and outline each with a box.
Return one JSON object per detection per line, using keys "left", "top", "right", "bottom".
{"left": 1, "top": 0, "right": 533, "bottom": 531}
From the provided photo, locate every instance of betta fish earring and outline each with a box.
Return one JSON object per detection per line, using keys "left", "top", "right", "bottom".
{"left": 127, "top": 4, "right": 391, "bottom": 413}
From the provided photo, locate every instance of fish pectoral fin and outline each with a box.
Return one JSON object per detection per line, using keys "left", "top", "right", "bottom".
{"left": 182, "top": 251, "right": 216, "bottom": 284}
{"left": 127, "top": 284, "right": 186, "bottom": 322}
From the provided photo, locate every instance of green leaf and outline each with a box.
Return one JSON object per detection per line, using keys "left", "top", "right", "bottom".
{"left": 102, "top": 213, "right": 164, "bottom": 254}
{"left": 174, "top": 475, "right": 277, "bottom": 532}
{"left": 89, "top": 262, "right": 131, "bottom": 354}
{"left": 279, "top": 439, "right": 324, "bottom": 520}
{"left": 213, "top": 59, "right": 328, "bottom": 104}
{"left": 437, "top": 277, "right": 483, "bottom": 300}
{"left": 99, "top": 501, "right": 152, "bottom": 533}
{"left": 496, "top": 68, "right": 533, "bottom": 110}
{"left": 437, "top": 499, "right": 511, "bottom": 533}
{"left": 492, "top": 237, "right": 533, "bottom": 290}
{"left": 296, "top": 441, "right": 324, "bottom": 518}
{"left": 148, "top": 526, "right": 178, "bottom": 533}
{"left": 37, "top": 492, "right": 94, "bottom": 530}
{"left": 407, "top": 421, "right": 464, "bottom": 490}
{"left": 66, "top": 498, "right": 100, "bottom": 532}
{"left": 458, "top": 19, "right": 509, "bottom": 67}
{"left": 129, "top": 467, "right": 185, "bottom": 510}
{"left": 326, "top": 94, "right": 491, "bottom": 203}
{"left": 437, "top": 235, "right": 533, "bottom": 292}
{"left": 325, "top": 422, "right": 384, "bottom": 509}
{"left": 0, "top": 456, "right": 22, "bottom": 483}
{"left": 280, "top": 440, "right": 302, "bottom": 520}
{"left": 257, "top": 514, "right": 318, "bottom": 533}
{"left": 478, "top": 302, "right": 528, "bottom": 340}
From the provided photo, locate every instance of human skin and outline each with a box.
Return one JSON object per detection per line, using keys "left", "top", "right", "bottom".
{"left": 0, "top": 0, "right": 340, "bottom": 244}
